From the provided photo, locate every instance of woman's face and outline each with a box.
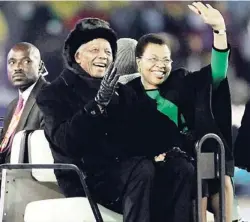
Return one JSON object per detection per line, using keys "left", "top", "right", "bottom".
{"left": 137, "top": 43, "right": 172, "bottom": 90}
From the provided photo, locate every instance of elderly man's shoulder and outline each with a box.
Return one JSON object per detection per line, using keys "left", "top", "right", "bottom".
{"left": 41, "top": 77, "right": 63, "bottom": 92}
{"left": 36, "top": 71, "right": 71, "bottom": 102}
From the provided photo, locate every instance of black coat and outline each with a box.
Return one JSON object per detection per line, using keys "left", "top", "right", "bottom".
{"left": 36, "top": 68, "right": 134, "bottom": 168}
{"left": 0, "top": 77, "right": 48, "bottom": 163}
{"left": 234, "top": 101, "right": 250, "bottom": 170}
{"left": 36, "top": 66, "right": 183, "bottom": 197}
{"left": 126, "top": 65, "right": 234, "bottom": 176}
{"left": 36, "top": 68, "right": 133, "bottom": 197}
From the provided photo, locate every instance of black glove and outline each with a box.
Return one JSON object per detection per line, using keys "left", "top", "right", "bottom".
{"left": 164, "top": 147, "right": 194, "bottom": 162}
{"left": 95, "top": 62, "right": 119, "bottom": 107}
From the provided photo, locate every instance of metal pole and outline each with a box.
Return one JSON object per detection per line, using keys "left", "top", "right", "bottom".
{"left": 195, "top": 133, "right": 225, "bottom": 222}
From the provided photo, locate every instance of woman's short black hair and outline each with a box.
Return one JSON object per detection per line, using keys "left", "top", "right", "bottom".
{"left": 135, "top": 33, "right": 169, "bottom": 58}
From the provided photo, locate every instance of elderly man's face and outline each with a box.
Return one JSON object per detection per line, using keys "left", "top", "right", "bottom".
{"left": 75, "top": 38, "right": 113, "bottom": 78}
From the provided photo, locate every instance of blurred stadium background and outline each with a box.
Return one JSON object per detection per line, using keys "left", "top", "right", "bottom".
{"left": 0, "top": 1, "right": 250, "bottom": 220}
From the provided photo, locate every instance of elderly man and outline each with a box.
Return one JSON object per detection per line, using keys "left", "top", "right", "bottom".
{"left": 36, "top": 18, "right": 154, "bottom": 221}
{"left": 0, "top": 42, "right": 48, "bottom": 164}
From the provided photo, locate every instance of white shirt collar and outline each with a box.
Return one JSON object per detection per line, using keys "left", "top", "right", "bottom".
{"left": 18, "top": 81, "right": 37, "bottom": 102}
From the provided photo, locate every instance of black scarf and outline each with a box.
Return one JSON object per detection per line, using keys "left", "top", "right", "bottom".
{"left": 69, "top": 63, "right": 102, "bottom": 90}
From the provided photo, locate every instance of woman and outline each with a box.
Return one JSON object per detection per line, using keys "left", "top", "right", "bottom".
{"left": 126, "top": 2, "right": 233, "bottom": 222}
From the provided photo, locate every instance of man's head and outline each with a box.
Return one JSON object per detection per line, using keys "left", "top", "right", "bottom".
{"left": 7, "top": 42, "right": 41, "bottom": 91}
{"left": 115, "top": 38, "right": 138, "bottom": 75}
{"left": 136, "top": 34, "right": 173, "bottom": 89}
{"left": 63, "top": 18, "right": 117, "bottom": 78}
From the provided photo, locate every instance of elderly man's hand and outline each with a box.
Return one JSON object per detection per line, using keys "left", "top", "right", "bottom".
{"left": 188, "top": 2, "right": 226, "bottom": 31}
{"left": 95, "top": 62, "right": 120, "bottom": 107}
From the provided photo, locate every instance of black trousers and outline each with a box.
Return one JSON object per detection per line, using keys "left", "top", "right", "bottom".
{"left": 57, "top": 156, "right": 194, "bottom": 222}
{"left": 151, "top": 157, "right": 195, "bottom": 222}
{"left": 87, "top": 156, "right": 154, "bottom": 222}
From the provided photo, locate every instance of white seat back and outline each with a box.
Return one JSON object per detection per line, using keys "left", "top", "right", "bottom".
{"left": 28, "top": 130, "right": 57, "bottom": 182}
{"left": 10, "top": 130, "right": 27, "bottom": 163}
{"left": 1, "top": 130, "right": 64, "bottom": 222}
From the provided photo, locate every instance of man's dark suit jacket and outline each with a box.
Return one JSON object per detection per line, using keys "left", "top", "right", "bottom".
{"left": 0, "top": 76, "right": 48, "bottom": 163}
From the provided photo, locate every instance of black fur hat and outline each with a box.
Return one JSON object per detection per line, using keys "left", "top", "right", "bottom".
{"left": 63, "top": 18, "right": 117, "bottom": 67}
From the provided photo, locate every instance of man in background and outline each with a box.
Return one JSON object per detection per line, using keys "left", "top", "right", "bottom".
{"left": 0, "top": 42, "right": 48, "bottom": 164}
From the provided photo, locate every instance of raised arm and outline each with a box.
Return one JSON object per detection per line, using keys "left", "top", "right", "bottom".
{"left": 188, "top": 2, "right": 230, "bottom": 88}
{"left": 36, "top": 63, "right": 120, "bottom": 158}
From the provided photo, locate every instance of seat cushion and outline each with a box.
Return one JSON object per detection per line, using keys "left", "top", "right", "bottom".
{"left": 24, "top": 197, "right": 123, "bottom": 222}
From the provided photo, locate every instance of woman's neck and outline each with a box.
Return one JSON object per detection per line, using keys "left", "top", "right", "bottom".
{"left": 141, "top": 78, "right": 158, "bottom": 90}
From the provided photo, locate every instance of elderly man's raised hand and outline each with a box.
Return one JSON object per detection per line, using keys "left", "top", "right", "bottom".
{"left": 188, "top": 2, "right": 226, "bottom": 31}
{"left": 95, "top": 62, "right": 120, "bottom": 107}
